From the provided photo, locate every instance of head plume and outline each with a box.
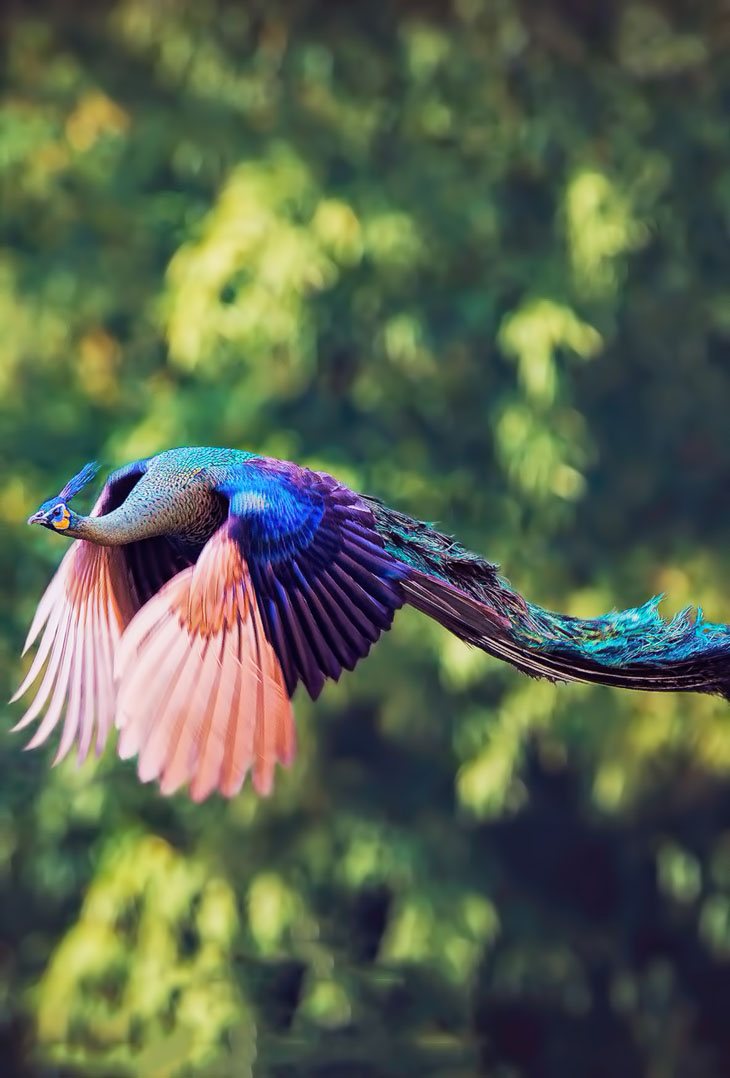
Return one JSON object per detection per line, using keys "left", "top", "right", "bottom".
{"left": 58, "top": 461, "right": 99, "bottom": 502}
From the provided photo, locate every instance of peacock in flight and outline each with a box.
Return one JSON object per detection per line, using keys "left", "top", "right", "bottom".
{"left": 12, "top": 447, "right": 730, "bottom": 802}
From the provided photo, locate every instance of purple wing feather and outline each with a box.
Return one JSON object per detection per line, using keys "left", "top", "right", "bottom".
{"left": 218, "top": 462, "right": 406, "bottom": 700}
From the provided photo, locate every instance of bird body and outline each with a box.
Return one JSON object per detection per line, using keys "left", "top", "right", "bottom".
{"left": 14, "top": 447, "right": 730, "bottom": 801}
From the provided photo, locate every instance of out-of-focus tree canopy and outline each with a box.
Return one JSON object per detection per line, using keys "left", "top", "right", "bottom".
{"left": 2, "top": 1, "right": 730, "bottom": 1074}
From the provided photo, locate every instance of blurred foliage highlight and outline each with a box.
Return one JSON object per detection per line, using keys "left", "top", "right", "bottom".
{"left": 2, "top": 0, "right": 730, "bottom": 1074}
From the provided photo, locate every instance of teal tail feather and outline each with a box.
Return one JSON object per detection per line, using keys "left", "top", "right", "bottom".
{"left": 367, "top": 498, "right": 730, "bottom": 699}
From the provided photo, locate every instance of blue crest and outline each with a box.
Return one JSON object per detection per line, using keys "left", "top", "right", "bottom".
{"left": 58, "top": 461, "right": 99, "bottom": 502}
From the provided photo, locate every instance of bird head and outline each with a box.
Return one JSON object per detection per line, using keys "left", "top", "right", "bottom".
{"left": 28, "top": 462, "right": 98, "bottom": 534}
{"left": 27, "top": 498, "right": 78, "bottom": 533}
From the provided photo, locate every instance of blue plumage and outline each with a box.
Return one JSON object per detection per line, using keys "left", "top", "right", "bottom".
{"left": 218, "top": 461, "right": 405, "bottom": 698}
{"left": 517, "top": 597, "right": 730, "bottom": 668}
{"left": 58, "top": 461, "right": 99, "bottom": 501}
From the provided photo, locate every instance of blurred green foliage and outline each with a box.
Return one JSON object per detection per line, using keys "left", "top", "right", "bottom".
{"left": 2, "top": 0, "right": 730, "bottom": 1074}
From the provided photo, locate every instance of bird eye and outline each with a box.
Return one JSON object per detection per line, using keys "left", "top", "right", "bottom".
{"left": 53, "top": 504, "right": 65, "bottom": 520}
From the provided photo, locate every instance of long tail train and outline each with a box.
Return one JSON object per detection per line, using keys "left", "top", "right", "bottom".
{"left": 366, "top": 499, "right": 730, "bottom": 700}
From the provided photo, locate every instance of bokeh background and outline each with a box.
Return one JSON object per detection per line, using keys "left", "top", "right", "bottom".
{"left": 2, "top": 1, "right": 730, "bottom": 1075}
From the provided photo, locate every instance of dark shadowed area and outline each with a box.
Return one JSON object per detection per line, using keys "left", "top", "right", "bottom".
{"left": 2, "top": 1, "right": 730, "bottom": 1075}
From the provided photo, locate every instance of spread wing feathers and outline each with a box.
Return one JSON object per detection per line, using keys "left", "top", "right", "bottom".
{"left": 10, "top": 459, "right": 199, "bottom": 765}
{"left": 9, "top": 465, "right": 150, "bottom": 762}
{"left": 114, "top": 527, "right": 295, "bottom": 802}
{"left": 221, "top": 465, "right": 406, "bottom": 700}
{"left": 10, "top": 539, "right": 136, "bottom": 761}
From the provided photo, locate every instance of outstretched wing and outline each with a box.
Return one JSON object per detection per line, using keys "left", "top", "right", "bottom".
{"left": 12, "top": 462, "right": 148, "bottom": 760}
{"left": 219, "top": 460, "right": 406, "bottom": 700}
{"left": 113, "top": 460, "right": 406, "bottom": 800}
{"left": 115, "top": 528, "right": 295, "bottom": 801}
{"left": 13, "top": 459, "right": 194, "bottom": 763}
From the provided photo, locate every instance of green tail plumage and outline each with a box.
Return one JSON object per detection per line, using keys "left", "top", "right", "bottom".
{"left": 366, "top": 498, "right": 730, "bottom": 699}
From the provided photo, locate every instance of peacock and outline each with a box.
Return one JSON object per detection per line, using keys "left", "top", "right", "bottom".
{"left": 12, "top": 447, "right": 730, "bottom": 802}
